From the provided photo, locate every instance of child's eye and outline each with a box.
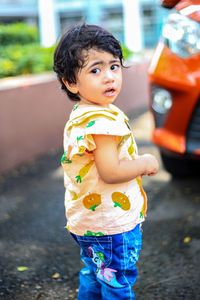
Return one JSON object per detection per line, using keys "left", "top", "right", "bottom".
{"left": 110, "top": 64, "right": 120, "bottom": 71}
{"left": 91, "top": 68, "right": 100, "bottom": 74}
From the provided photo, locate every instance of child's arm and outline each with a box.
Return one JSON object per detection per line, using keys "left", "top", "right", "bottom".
{"left": 93, "top": 134, "right": 159, "bottom": 184}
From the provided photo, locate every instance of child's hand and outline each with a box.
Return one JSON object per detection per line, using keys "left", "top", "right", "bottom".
{"left": 139, "top": 154, "right": 159, "bottom": 176}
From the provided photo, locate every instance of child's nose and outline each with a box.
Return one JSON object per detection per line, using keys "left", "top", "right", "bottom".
{"left": 103, "top": 70, "right": 114, "bottom": 82}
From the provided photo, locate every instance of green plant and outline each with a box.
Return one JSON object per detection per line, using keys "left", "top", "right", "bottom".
{"left": 0, "top": 44, "right": 55, "bottom": 78}
{"left": 0, "top": 22, "right": 38, "bottom": 46}
{"left": 0, "top": 22, "right": 55, "bottom": 78}
{"left": 122, "top": 44, "right": 134, "bottom": 60}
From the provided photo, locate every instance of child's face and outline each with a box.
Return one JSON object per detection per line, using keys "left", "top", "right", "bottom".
{"left": 65, "top": 48, "right": 122, "bottom": 106}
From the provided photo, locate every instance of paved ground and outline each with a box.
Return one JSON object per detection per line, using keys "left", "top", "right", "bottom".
{"left": 0, "top": 111, "right": 200, "bottom": 300}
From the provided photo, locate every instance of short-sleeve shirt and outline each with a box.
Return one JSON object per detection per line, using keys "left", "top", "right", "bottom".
{"left": 62, "top": 102, "right": 147, "bottom": 236}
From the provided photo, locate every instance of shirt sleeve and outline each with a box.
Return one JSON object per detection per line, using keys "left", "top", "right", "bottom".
{"left": 66, "top": 114, "right": 132, "bottom": 160}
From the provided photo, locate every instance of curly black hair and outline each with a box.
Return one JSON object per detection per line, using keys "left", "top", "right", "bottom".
{"left": 53, "top": 23, "right": 124, "bottom": 101}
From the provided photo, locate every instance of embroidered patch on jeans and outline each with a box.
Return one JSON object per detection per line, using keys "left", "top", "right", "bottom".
{"left": 88, "top": 245, "right": 124, "bottom": 288}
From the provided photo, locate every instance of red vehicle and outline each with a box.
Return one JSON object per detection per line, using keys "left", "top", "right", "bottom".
{"left": 148, "top": 0, "right": 200, "bottom": 176}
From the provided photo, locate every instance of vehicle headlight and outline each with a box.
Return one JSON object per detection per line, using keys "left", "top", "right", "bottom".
{"left": 151, "top": 87, "right": 172, "bottom": 128}
{"left": 162, "top": 12, "right": 200, "bottom": 57}
{"left": 152, "top": 88, "right": 172, "bottom": 114}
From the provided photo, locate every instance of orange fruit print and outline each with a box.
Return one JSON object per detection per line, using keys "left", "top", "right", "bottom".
{"left": 111, "top": 192, "right": 131, "bottom": 211}
{"left": 82, "top": 193, "right": 102, "bottom": 211}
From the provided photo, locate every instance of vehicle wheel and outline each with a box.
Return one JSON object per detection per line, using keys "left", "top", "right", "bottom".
{"left": 160, "top": 151, "right": 199, "bottom": 177}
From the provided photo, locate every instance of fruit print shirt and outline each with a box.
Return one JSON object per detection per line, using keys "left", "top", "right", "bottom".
{"left": 62, "top": 102, "right": 147, "bottom": 236}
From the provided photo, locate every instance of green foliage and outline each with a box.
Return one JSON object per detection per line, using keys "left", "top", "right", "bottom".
{"left": 0, "top": 23, "right": 38, "bottom": 46}
{"left": 0, "top": 44, "right": 55, "bottom": 78}
{"left": 0, "top": 23, "right": 55, "bottom": 78}
{"left": 122, "top": 44, "right": 134, "bottom": 60}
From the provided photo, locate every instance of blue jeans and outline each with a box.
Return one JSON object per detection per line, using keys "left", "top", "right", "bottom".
{"left": 71, "top": 224, "right": 142, "bottom": 300}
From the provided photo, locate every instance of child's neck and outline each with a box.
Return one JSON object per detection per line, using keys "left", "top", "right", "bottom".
{"left": 80, "top": 99, "right": 111, "bottom": 108}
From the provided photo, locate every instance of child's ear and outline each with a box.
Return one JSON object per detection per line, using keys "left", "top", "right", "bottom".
{"left": 62, "top": 78, "right": 78, "bottom": 94}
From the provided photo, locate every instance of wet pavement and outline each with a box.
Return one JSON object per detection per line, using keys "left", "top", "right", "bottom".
{"left": 0, "top": 111, "right": 200, "bottom": 300}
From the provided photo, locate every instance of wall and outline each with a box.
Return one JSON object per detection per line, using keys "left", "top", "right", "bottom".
{"left": 0, "top": 63, "right": 149, "bottom": 174}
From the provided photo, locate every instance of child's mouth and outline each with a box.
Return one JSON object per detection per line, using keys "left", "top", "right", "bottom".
{"left": 104, "top": 88, "right": 116, "bottom": 97}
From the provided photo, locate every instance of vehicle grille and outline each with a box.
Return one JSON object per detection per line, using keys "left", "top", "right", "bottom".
{"left": 186, "top": 98, "right": 200, "bottom": 153}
